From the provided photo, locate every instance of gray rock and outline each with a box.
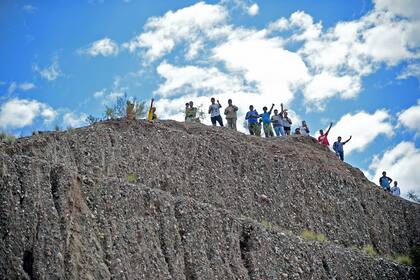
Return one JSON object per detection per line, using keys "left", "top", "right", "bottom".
{"left": 0, "top": 119, "right": 418, "bottom": 279}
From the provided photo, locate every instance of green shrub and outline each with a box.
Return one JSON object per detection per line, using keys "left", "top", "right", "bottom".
{"left": 0, "top": 132, "right": 16, "bottom": 144}
{"left": 395, "top": 255, "right": 413, "bottom": 265}
{"left": 260, "top": 220, "right": 274, "bottom": 230}
{"left": 126, "top": 173, "right": 138, "bottom": 183}
{"left": 301, "top": 230, "right": 326, "bottom": 242}
{"left": 362, "top": 245, "right": 378, "bottom": 256}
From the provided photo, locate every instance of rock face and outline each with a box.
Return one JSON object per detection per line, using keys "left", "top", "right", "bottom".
{"left": 0, "top": 119, "right": 419, "bottom": 279}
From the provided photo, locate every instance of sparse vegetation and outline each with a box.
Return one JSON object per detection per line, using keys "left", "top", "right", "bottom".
{"left": 362, "top": 245, "right": 378, "bottom": 256}
{"left": 301, "top": 230, "right": 326, "bottom": 242}
{"left": 126, "top": 173, "right": 138, "bottom": 183}
{"left": 85, "top": 94, "right": 146, "bottom": 124}
{"left": 407, "top": 191, "right": 420, "bottom": 203}
{"left": 260, "top": 220, "right": 274, "bottom": 230}
{"left": 86, "top": 115, "right": 101, "bottom": 125}
{"left": 54, "top": 124, "right": 61, "bottom": 131}
{"left": 105, "top": 93, "right": 146, "bottom": 120}
{"left": 394, "top": 255, "right": 413, "bottom": 265}
{"left": 0, "top": 131, "right": 16, "bottom": 144}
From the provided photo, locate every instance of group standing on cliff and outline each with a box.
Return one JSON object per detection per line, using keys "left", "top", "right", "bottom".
{"left": 184, "top": 97, "right": 353, "bottom": 160}
{"left": 149, "top": 97, "right": 401, "bottom": 196}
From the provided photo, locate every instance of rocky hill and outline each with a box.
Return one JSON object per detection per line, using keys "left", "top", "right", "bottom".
{"left": 1, "top": 119, "right": 419, "bottom": 279}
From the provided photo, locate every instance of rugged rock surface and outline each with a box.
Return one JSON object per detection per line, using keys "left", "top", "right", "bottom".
{"left": 1, "top": 119, "right": 419, "bottom": 279}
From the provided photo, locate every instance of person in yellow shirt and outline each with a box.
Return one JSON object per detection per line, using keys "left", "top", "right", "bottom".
{"left": 147, "top": 98, "right": 157, "bottom": 121}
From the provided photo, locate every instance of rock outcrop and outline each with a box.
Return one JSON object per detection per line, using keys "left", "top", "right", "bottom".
{"left": 1, "top": 119, "right": 419, "bottom": 279}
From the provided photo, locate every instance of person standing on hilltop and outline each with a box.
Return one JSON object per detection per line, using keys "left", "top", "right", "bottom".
{"left": 281, "top": 104, "right": 292, "bottom": 135}
{"left": 271, "top": 109, "right": 284, "bottom": 137}
{"left": 224, "top": 99, "right": 238, "bottom": 130}
{"left": 245, "top": 105, "right": 260, "bottom": 136}
{"left": 300, "top": 121, "right": 310, "bottom": 136}
{"left": 185, "top": 101, "right": 199, "bottom": 122}
{"left": 333, "top": 136, "right": 352, "bottom": 161}
{"left": 260, "top": 104, "right": 275, "bottom": 137}
{"left": 379, "top": 171, "right": 393, "bottom": 192}
{"left": 318, "top": 122, "right": 333, "bottom": 146}
{"left": 390, "top": 181, "right": 401, "bottom": 196}
{"left": 208, "top": 98, "right": 223, "bottom": 127}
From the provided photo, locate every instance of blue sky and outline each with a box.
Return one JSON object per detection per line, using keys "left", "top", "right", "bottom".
{"left": 1, "top": 0, "right": 420, "bottom": 196}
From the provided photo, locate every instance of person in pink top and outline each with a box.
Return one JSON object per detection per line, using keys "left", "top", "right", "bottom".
{"left": 318, "top": 122, "right": 333, "bottom": 146}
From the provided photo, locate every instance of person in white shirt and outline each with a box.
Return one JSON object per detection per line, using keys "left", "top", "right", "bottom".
{"left": 300, "top": 120, "right": 310, "bottom": 136}
{"left": 390, "top": 181, "right": 401, "bottom": 196}
{"left": 208, "top": 97, "right": 223, "bottom": 127}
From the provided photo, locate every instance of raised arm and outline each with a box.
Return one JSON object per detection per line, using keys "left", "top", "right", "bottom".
{"left": 344, "top": 135, "right": 352, "bottom": 144}
{"left": 217, "top": 100, "right": 222, "bottom": 108}
{"left": 280, "top": 103, "right": 284, "bottom": 114}
{"left": 269, "top": 103, "right": 275, "bottom": 114}
{"left": 325, "top": 122, "right": 333, "bottom": 134}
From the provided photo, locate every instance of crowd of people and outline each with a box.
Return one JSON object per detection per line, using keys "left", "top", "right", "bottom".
{"left": 184, "top": 98, "right": 354, "bottom": 160}
{"left": 149, "top": 97, "right": 402, "bottom": 197}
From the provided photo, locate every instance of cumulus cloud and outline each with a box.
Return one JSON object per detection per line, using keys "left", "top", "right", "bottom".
{"left": 304, "top": 73, "right": 361, "bottom": 110}
{"left": 62, "top": 112, "right": 88, "bottom": 128}
{"left": 329, "top": 110, "right": 393, "bottom": 154}
{"left": 155, "top": 62, "right": 248, "bottom": 98}
{"left": 78, "top": 38, "right": 119, "bottom": 57}
{"left": 122, "top": 2, "right": 228, "bottom": 61}
{"left": 212, "top": 33, "right": 309, "bottom": 105}
{"left": 0, "top": 98, "right": 57, "bottom": 129}
{"left": 398, "top": 99, "right": 420, "bottom": 134}
{"left": 33, "top": 57, "right": 62, "bottom": 81}
{"left": 368, "top": 141, "right": 420, "bottom": 195}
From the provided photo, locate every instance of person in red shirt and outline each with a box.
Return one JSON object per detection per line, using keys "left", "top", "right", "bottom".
{"left": 318, "top": 122, "right": 333, "bottom": 146}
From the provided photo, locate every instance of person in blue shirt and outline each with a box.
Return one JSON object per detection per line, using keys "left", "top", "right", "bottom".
{"left": 259, "top": 104, "right": 275, "bottom": 138}
{"left": 332, "top": 136, "right": 352, "bottom": 161}
{"left": 379, "top": 171, "right": 392, "bottom": 192}
{"left": 245, "top": 105, "right": 260, "bottom": 136}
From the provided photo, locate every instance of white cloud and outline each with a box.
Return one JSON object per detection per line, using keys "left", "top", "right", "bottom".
{"left": 398, "top": 99, "right": 420, "bottom": 133}
{"left": 0, "top": 98, "right": 57, "bottom": 129}
{"left": 368, "top": 141, "right": 420, "bottom": 195}
{"left": 33, "top": 57, "right": 62, "bottom": 81}
{"left": 247, "top": 3, "right": 259, "bottom": 16}
{"left": 108, "top": 91, "right": 124, "bottom": 102}
{"left": 23, "top": 5, "right": 37, "bottom": 13}
{"left": 212, "top": 32, "right": 309, "bottom": 105}
{"left": 7, "top": 82, "right": 17, "bottom": 95}
{"left": 122, "top": 2, "right": 228, "bottom": 61}
{"left": 62, "top": 112, "right": 87, "bottom": 128}
{"left": 303, "top": 73, "right": 361, "bottom": 110}
{"left": 93, "top": 89, "right": 106, "bottom": 98}
{"left": 155, "top": 62, "right": 247, "bottom": 98}
{"left": 374, "top": 0, "right": 420, "bottom": 19}
{"left": 5, "top": 82, "right": 36, "bottom": 95}
{"left": 329, "top": 110, "right": 393, "bottom": 154}
{"left": 398, "top": 63, "right": 420, "bottom": 80}
{"left": 19, "top": 82, "right": 36, "bottom": 91}
{"left": 78, "top": 38, "right": 119, "bottom": 57}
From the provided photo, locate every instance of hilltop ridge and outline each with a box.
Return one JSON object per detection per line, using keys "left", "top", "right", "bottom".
{"left": 1, "top": 119, "right": 419, "bottom": 279}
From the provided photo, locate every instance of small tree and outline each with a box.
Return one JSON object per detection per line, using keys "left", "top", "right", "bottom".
{"left": 407, "top": 191, "right": 420, "bottom": 203}
{"left": 86, "top": 115, "right": 101, "bottom": 125}
{"left": 104, "top": 93, "right": 146, "bottom": 120}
